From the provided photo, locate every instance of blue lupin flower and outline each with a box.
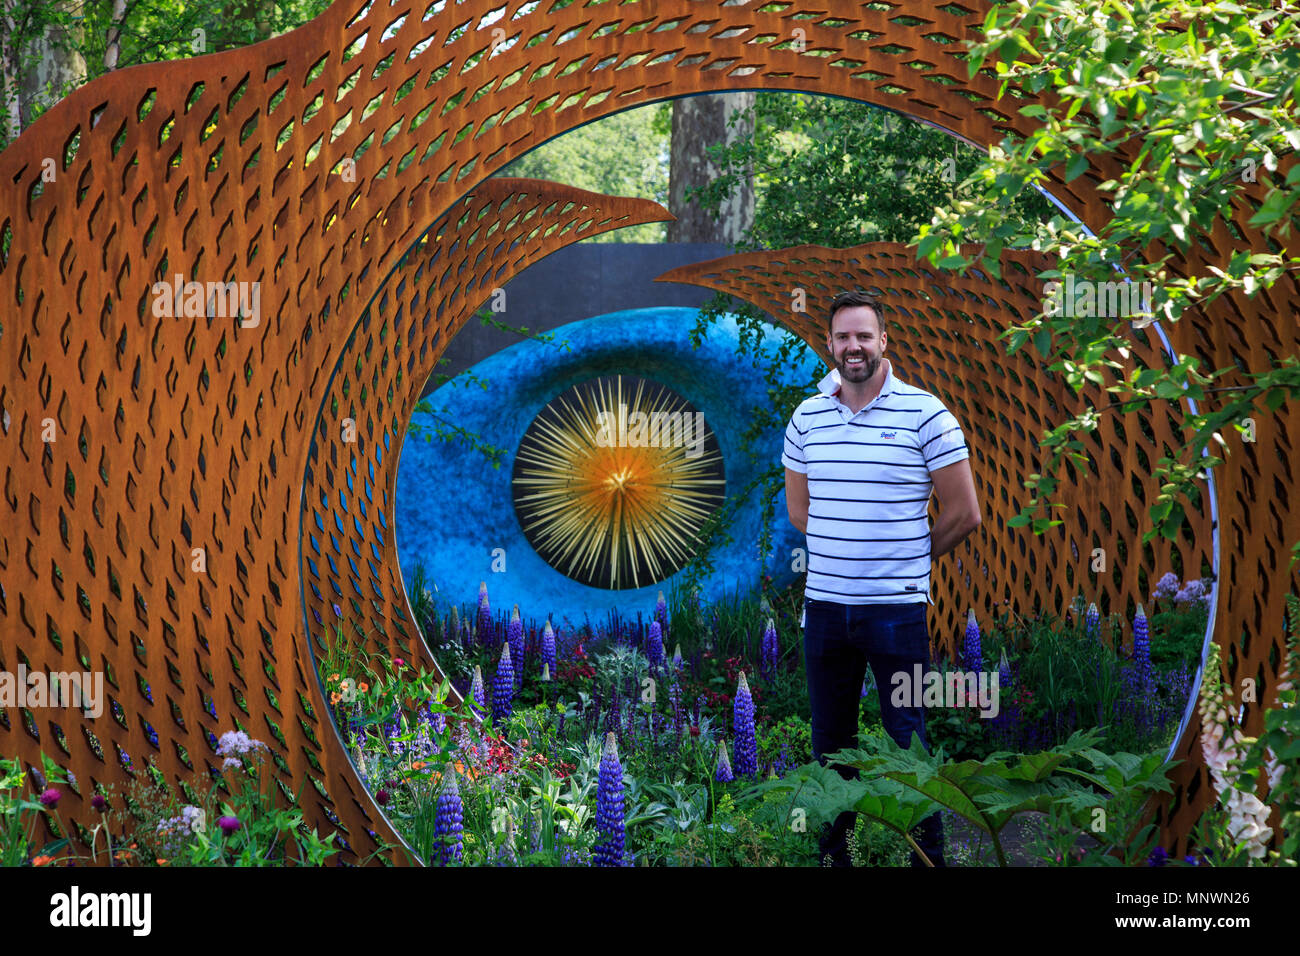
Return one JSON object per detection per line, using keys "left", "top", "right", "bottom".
{"left": 962, "top": 608, "right": 982, "bottom": 671}
{"left": 732, "top": 672, "right": 758, "bottom": 777}
{"left": 668, "top": 679, "right": 684, "bottom": 738}
{"left": 468, "top": 665, "right": 487, "bottom": 721}
{"left": 507, "top": 605, "right": 524, "bottom": 690}
{"left": 646, "top": 620, "right": 665, "bottom": 668}
{"left": 1085, "top": 602, "right": 1100, "bottom": 640}
{"left": 760, "top": 617, "right": 779, "bottom": 683}
{"left": 446, "top": 604, "right": 461, "bottom": 646}
{"left": 492, "top": 644, "right": 514, "bottom": 725}
{"left": 655, "top": 589, "right": 669, "bottom": 635}
{"left": 715, "top": 740, "right": 734, "bottom": 783}
{"left": 541, "top": 619, "right": 557, "bottom": 675}
{"left": 477, "top": 581, "right": 492, "bottom": 646}
{"left": 435, "top": 764, "right": 464, "bottom": 865}
{"left": 593, "top": 732, "right": 626, "bottom": 867}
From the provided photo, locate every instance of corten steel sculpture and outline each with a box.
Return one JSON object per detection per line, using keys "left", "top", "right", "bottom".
{"left": 0, "top": 0, "right": 1292, "bottom": 860}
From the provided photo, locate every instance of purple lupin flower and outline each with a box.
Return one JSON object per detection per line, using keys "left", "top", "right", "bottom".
{"left": 1085, "top": 602, "right": 1100, "bottom": 640}
{"left": 468, "top": 665, "right": 487, "bottom": 721}
{"left": 668, "top": 679, "right": 684, "bottom": 739}
{"left": 1132, "top": 603, "right": 1154, "bottom": 695}
{"left": 541, "top": 619, "right": 557, "bottom": 675}
{"left": 646, "top": 621, "right": 665, "bottom": 669}
{"left": 446, "top": 604, "right": 461, "bottom": 646}
{"left": 715, "top": 740, "right": 734, "bottom": 783}
{"left": 655, "top": 589, "right": 669, "bottom": 636}
{"left": 732, "top": 672, "right": 758, "bottom": 777}
{"left": 492, "top": 644, "right": 514, "bottom": 725}
{"left": 962, "top": 608, "right": 982, "bottom": 671}
{"left": 593, "top": 732, "right": 626, "bottom": 867}
{"left": 435, "top": 764, "right": 464, "bottom": 865}
{"left": 760, "top": 617, "right": 779, "bottom": 683}
{"left": 476, "top": 581, "right": 492, "bottom": 646}
{"left": 507, "top": 605, "right": 524, "bottom": 690}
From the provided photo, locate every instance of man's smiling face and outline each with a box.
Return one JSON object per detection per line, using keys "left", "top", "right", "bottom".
{"left": 827, "top": 304, "right": 886, "bottom": 384}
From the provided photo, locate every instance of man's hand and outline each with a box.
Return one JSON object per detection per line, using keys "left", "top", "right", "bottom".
{"left": 785, "top": 468, "right": 809, "bottom": 534}
{"left": 929, "top": 458, "right": 981, "bottom": 558}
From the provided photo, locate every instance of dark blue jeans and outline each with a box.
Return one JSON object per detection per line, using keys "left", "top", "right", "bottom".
{"left": 803, "top": 598, "right": 946, "bottom": 867}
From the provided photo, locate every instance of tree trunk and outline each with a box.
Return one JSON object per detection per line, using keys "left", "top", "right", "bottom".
{"left": 13, "top": 3, "right": 86, "bottom": 133}
{"left": 104, "top": 0, "right": 130, "bottom": 72}
{"left": 667, "top": 92, "right": 755, "bottom": 243}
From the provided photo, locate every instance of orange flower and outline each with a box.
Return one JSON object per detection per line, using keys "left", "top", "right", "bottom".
{"left": 330, "top": 692, "right": 341, "bottom": 705}
{"left": 32, "top": 855, "right": 55, "bottom": 867}
{"left": 358, "top": 682, "right": 369, "bottom": 693}
{"left": 411, "top": 761, "right": 426, "bottom": 771}
{"left": 329, "top": 673, "right": 340, "bottom": 682}
{"left": 157, "top": 858, "right": 169, "bottom": 866}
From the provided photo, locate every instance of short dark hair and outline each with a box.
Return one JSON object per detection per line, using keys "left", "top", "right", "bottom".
{"left": 827, "top": 290, "right": 884, "bottom": 337}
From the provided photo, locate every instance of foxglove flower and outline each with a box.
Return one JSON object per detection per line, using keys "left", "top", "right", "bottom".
{"left": 541, "top": 619, "right": 557, "bottom": 675}
{"left": 435, "top": 764, "right": 464, "bottom": 865}
{"left": 492, "top": 644, "right": 514, "bottom": 725}
{"left": 646, "top": 621, "right": 665, "bottom": 668}
{"left": 732, "top": 672, "right": 758, "bottom": 777}
{"left": 760, "top": 617, "right": 779, "bottom": 683}
{"left": 962, "top": 608, "right": 981, "bottom": 671}
{"left": 593, "top": 732, "right": 626, "bottom": 867}
{"left": 715, "top": 740, "right": 734, "bottom": 783}
{"left": 510, "top": 606, "right": 528, "bottom": 689}
{"left": 477, "top": 581, "right": 492, "bottom": 645}
{"left": 468, "top": 665, "right": 487, "bottom": 721}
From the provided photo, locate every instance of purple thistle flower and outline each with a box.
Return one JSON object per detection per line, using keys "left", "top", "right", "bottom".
{"left": 508, "top": 606, "right": 524, "bottom": 690}
{"left": 39, "top": 788, "right": 60, "bottom": 808}
{"left": 732, "top": 672, "right": 758, "bottom": 777}
{"left": 715, "top": 740, "right": 734, "bottom": 783}
{"left": 217, "top": 815, "right": 241, "bottom": 835}
{"left": 760, "top": 617, "right": 779, "bottom": 683}
{"left": 962, "top": 608, "right": 982, "bottom": 671}
{"left": 435, "top": 765, "right": 464, "bottom": 865}
{"left": 593, "top": 732, "right": 626, "bottom": 867}
{"left": 91, "top": 794, "right": 107, "bottom": 812}
{"left": 476, "top": 581, "right": 492, "bottom": 646}
{"left": 646, "top": 621, "right": 665, "bottom": 668}
{"left": 1085, "top": 602, "right": 1100, "bottom": 640}
{"left": 541, "top": 619, "right": 557, "bottom": 675}
{"left": 468, "top": 665, "right": 487, "bottom": 721}
{"left": 1152, "top": 571, "right": 1180, "bottom": 602}
{"left": 492, "top": 644, "right": 514, "bottom": 725}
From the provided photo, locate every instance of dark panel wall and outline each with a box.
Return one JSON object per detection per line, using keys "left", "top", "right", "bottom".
{"left": 423, "top": 242, "right": 735, "bottom": 393}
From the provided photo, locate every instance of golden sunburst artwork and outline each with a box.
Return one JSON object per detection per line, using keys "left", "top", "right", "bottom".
{"left": 511, "top": 375, "right": 726, "bottom": 590}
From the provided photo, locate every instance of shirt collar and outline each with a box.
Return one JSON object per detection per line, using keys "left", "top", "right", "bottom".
{"left": 817, "top": 358, "right": 896, "bottom": 401}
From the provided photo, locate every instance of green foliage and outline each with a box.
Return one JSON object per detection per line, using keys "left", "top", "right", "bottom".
{"left": 918, "top": 0, "right": 1300, "bottom": 554}
{"left": 0, "top": 752, "right": 70, "bottom": 865}
{"left": 758, "top": 728, "right": 1175, "bottom": 866}
{"left": 495, "top": 102, "right": 670, "bottom": 243}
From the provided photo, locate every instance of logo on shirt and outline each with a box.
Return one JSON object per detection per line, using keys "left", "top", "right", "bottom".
{"left": 880, "top": 431, "right": 897, "bottom": 440}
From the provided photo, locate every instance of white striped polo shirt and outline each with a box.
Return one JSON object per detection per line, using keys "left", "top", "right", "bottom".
{"left": 782, "top": 359, "right": 970, "bottom": 605}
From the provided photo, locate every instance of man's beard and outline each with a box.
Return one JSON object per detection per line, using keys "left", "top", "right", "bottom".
{"left": 838, "top": 351, "right": 881, "bottom": 382}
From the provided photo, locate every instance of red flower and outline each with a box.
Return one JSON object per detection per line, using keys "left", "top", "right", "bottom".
{"left": 689, "top": 725, "right": 700, "bottom": 737}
